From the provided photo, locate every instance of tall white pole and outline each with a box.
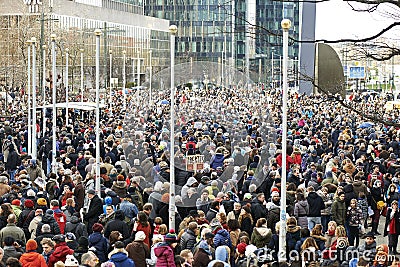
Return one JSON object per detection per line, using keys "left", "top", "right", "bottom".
{"left": 137, "top": 53, "right": 140, "bottom": 87}
{"left": 94, "top": 29, "right": 102, "bottom": 198}
{"left": 27, "top": 41, "right": 32, "bottom": 156}
{"left": 169, "top": 25, "right": 177, "bottom": 231}
{"left": 272, "top": 52, "right": 274, "bottom": 89}
{"left": 65, "top": 48, "right": 69, "bottom": 126}
{"left": 149, "top": 50, "right": 152, "bottom": 106}
{"left": 31, "top": 37, "right": 37, "bottom": 160}
{"left": 42, "top": 45, "right": 47, "bottom": 138}
{"left": 80, "top": 49, "right": 84, "bottom": 103}
{"left": 123, "top": 50, "right": 126, "bottom": 111}
{"left": 51, "top": 34, "right": 57, "bottom": 174}
{"left": 279, "top": 19, "right": 291, "bottom": 263}
{"left": 109, "top": 50, "right": 113, "bottom": 115}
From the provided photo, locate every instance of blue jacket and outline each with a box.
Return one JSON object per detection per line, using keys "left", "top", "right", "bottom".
{"left": 88, "top": 232, "right": 109, "bottom": 262}
{"left": 210, "top": 153, "right": 225, "bottom": 169}
{"left": 214, "top": 229, "right": 232, "bottom": 248}
{"left": 109, "top": 251, "right": 135, "bottom": 267}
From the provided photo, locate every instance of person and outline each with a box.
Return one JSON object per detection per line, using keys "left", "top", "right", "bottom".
{"left": 41, "top": 238, "right": 55, "bottom": 265}
{"left": 250, "top": 193, "right": 267, "bottom": 222}
{"left": 238, "top": 205, "right": 253, "bottom": 236}
{"left": 126, "top": 231, "right": 149, "bottom": 267}
{"left": 154, "top": 229, "right": 179, "bottom": 267}
{"left": 300, "top": 237, "right": 321, "bottom": 267}
{"left": 131, "top": 211, "right": 152, "bottom": 248}
{"left": 331, "top": 191, "right": 347, "bottom": 226}
{"left": 250, "top": 218, "right": 272, "bottom": 248}
{"left": 104, "top": 210, "right": 129, "bottom": 240}
{"left": 180, "top": 249, "right": 194, "bottom": 267}
{"left": 108, "top": 241, "right": 135, "bottom": 267}
{"left": 180, "top": 222, "right": 198, "bottom": 251}
{"left": 358, "top": 232, "right": 377, "bottom": 264}
{"left": 193, "top": 240, "right": 212, "bottom": 267}
{"left": 346, "top": 198, "right": 363, "bottom": 247}
{"left": 81, "top": 251, "right": 99, "bottom": 267}
{"left": 0, "top": 214, "right": 26, "bottom": 245}
{"left": 306, "top": 186, "right": 325, "bottom": 231}
{"left": 5, "top": 257, "right": 21, "bottom": 267}
{"left": 64, "top": 215, "right": 88, "bottom": 240}
{"left": 88, "top": 223, "right": 109, "bottom": 263}
{"left": 19, "top": 239, "right": 47, "bottom": 267}
{"left": 48, "top": 235, "right": 74, "bottom": 267}
{"left": 2, "top": 237, "right": 22, "bottom": 263}
{"left": 384, "top": 200, "right": 400, "bottom": 254}
{"left": 83, "top": 189, "right": 103, "bottom": 234}
{"left": 294, "top": 192, "right": 309, "bottom": 229}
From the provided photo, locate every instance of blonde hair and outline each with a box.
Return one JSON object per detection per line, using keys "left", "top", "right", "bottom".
{"left": 335, "top": 225, "right": 347, "bottom": 237}
{"left": 158, "top": 224, "right": 168, "bottom": 235}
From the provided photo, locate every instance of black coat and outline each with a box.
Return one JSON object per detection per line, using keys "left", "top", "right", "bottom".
{"left": 306, "top": 192, "right": 325, "bottom": 217}
{"left": 36, "top": 213, "right": 61, "bottom": 236}
{"left": 384, "top": 207, "right": 400, "bottom": 236}
{"left": 84, "top": 195, "right": 103, "bottom": 233}
{"left": 104, "top": 218, "right": 129, "bottom": 240}
{"left": 251, "top": 198, "right": 267, "bottom": 221}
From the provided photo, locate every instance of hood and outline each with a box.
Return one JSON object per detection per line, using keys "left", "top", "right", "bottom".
{"left": 42, "top": 214, "right": 56, "bottom": 223}
{"left": 53, "top": 243, "right": 73, "bottom": 258}
{"left": 216, "top": 229, "right": 230, "bottom": 238}
{"left": 255, "top": 227, "right": 271, "bottom": 237}
{"left": 69, "top": 215, "right": 80, "bottom": 224}
{"left": 21, "top": 252, "right": 39, "bottom": 261}
{"left": 115, "top": 210, "right": 125, "bottom": 221}
{"left": 185, "top": 177, "right": 198, "bottom": 187}
{"left": 343, "top": 184, "right": 354, "bottom": 193}
{"left": 154, "top": 243, "right": 171, "bottom": 257}
{"left": 89, "top": 232, "right": 104, "bottom": 244}
{"left": 298, "top": 200, "right": 308, "bottom": 207}
{"left": 109, "top": 251, "right": 129, "bottom": 262}
{"left": 113, "top": 181, "right": 127, "bottom": 189}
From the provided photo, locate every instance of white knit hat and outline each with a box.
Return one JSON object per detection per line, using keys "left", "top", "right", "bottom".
{"left": 64, "top": 255, "right": 79, "bottom": 267}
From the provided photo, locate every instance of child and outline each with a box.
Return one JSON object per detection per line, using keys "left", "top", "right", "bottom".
{"left": 153, "top": 217, "right": 163, "bottom": 235}
{"left": 324, "top": 221, "right": 337, "bottom": 248}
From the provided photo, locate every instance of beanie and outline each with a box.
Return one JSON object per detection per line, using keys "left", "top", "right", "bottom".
{"left": 237, "top": 242, "right": 247, "bottom": 254}
{"left": 164, "top": 229, "right": 178, "bottom": 244}
{"left": 24, "top": 199, "right": 34, "bottom": 208}
{"left": 64, "top": 255, "right": 79, "bottom": 267}
{"left": 26, "top": 239, "right": 38, "bottom": 251}
{"left": 92, "top": 223, "right": 104, "bottom": 233}
{"left": 11, "top": 199, "right": 20, "bottom": 206}
{"left": 37, "top": 198, "right": 47, "bottom": 206}
{"left": 134, "top": 231, "right": 146, "bottom": 241}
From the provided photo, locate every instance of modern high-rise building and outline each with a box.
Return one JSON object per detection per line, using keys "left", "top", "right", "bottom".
{"left": 145, "top": 0, "right": 308, "bottom": 86}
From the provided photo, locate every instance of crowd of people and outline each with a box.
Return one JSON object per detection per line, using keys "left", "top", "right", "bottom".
{"left": 0, "top": 85, "right": 398, "bottom": 267}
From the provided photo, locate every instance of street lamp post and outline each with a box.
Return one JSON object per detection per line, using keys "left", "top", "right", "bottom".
{"left": 42, "top": 45, "right": 47, "bottom": 138}
{"left": 31, "top": 37, "right": 37, "bottom": 160}
{"left": 109, "top": 49, "right": 113, "bottom": 115}
{"left": 169, "top": 25, "right": 177, "bottom": 231}
{"left": 122, "top": 50, "right": 126, "bottom": 111}
{"left": 51, "top": 34, "right": 57, "bottom": 174}
{"left": 137, "top": 50, "right": 141, "bottom": 87}
{"left": 94, "top": 29, "right": 102, "bottom": 198}
{"left": 149, "top": 50, "right": 152, "bottom": 106}
{"left": 80, "top": 48, "right": 84, "bottom": 104}
{"left": 279, "top": 18, "right": 291, "bottom": 263}
{"left": 65, "top": 48, "right": 69, "bottom": 126}
{"left": 27, "top": 40, "right": 32, "bottom": 156}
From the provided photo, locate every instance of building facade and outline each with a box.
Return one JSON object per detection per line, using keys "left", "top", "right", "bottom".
{"left": 0, "top": 0, "right": 170, "bottom": 92}
{"left": 145, "top": 0, "right": 303, "bottom": 85}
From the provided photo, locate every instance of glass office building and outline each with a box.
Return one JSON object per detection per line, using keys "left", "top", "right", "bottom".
{"left": 145, "top": 0, "right": 301, "bottom": 84}
{"left": 0, "top": 0, "right": 170, "bottom": 90}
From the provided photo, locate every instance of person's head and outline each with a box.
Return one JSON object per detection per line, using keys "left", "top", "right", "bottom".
{"left": 164, "top": 229, "right": 179, "bottom": 248}
{"left": 188, "top": 222, "right": 198, "bottom": 232}
{"left": 50, "top": 199, "right": 59, "bottom": 208}
{"left": 105, "top": 205, "right": 114, "bottom": 215}
{"left": 66, "top": 198, "right": 75, "bottom": 207}
{"left": 7, "top": 214, "right": 16, "bottom": 224}
{"left": 180, "top": 249, "right": 194, "bottom": 264}
{"left": 364, "top": 232, "right": 376, "bottom": 246}
{"left": 41, "top": 238, "right": 55, "bottom": 254}
{"left": 81, "top": 252, "right": 99, "bottom": 267}
{"left": 311, "top": 224, "right": 323, "bottom": 236}
{"left": 338, "top": 192, "right": 345, "bottom": 201}
{"left": 392, "top": 200, "right": 399, "bottom": 209}
{"left": 137, "top": 211, "right": 149, "bottom": 226}
{"left": 301, "top": 237, "right": 319, "bottom": 251}
{"left": 328, "top": 221, "right": 337, "bottom": 232}
{"left": 350, "top": 199, "right": 358, "bottom": 208}
{"left": 227, "top": 219, "right": 240, "bottom": 231}
{"left": 256, "top": 218, "right": 267, "bottom": 228}
{"left": 335, "top": 225, "right": 347, "bottom": 238}
{"left": 143, "top": 203, "right": 153, "bottom": 214}
{"left": 233, "top": 202, "right": 241, "bottom": 211}
{"left": 154, "top": 217, "right": 163, "bottom": 225}
{"left": 5, "top": 257, "right": 21, "bottom": 267}
{"left": 257, "top": 193, "right": 265, "bottom": 202}
{"left": 356, "top": 257, "right": 369, "bottom": 267}
{"left": 87, "top": 189, "right": 96, "bottom": 199}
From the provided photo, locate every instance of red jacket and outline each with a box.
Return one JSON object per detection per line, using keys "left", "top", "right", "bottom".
{"left": 20, "top": 252, "right": 47, "bottom": 267}
{"left": 48, "top": 242, "right": 74, "bottom": 267}
{"left": 52, "top": 206, "right": 67, "bottom": 234}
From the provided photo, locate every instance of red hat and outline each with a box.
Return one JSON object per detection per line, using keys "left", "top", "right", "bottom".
{"left": 271, "top": 187, "right": 280, "bottom": 193}
{"left": 24, "top": 199, "right": 34, "bottom": 208}
{"left": 92, "top": 223, "right": 104, "bottom": 233}
{"left": 26, "top": 239, "right": 38, "bottom": 251}
{"left": 237, "top": 242, "right": 247, "bottom": 254}
{"left": 11, "top": 199, "right": 21, "bottom": 206}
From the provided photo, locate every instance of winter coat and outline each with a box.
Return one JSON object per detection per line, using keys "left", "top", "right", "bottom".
{"left": 84, "top": 195, "right": 103, "bottom": 233}
{"left": 384, "top": 207, "right": 400, "bottom": 236}
{"left": 104, "top": 212, "right": 130, "bottom": 239}
{"left": 52, "top": 206, "right": 67, "bottom": 234}
{"left": 267, "top": 208, "right": 280, "bottom": 234}
{"left": 3, "top": 246, "right": 22, "bottom": 263}
{"left": 109, "top": 250, "right": 135, "bottom": 267}
{"left": 331, "top": 198, "right": 347, "bottom": 225}
{"left": 36, "top": 213, "right": 61, "bottom": 237}
{"left": 210, "top": 153, "right": 225, "bottom": 170}
{"left": 20, "top": 251, "right": 47, "bottom": 267}
{"left": 111, "top": 181, "right": 128, "bottom": 198}
{"left": 346, "top": 206, "right": 363, "bottom": 226}
{"left": 311, "top": 234, "right": 326, "bottom": 251}
{"left": 17, "top": 208, "right": 35, "bottom": 237}
{"left": 74, "top": 182, "right": 85, "bottom": 211}
{"left": 251, "top": 198, "right": 268, "bottom": 221}
{"left": 343, "top": 184, "right": 357, "bottom": 206}
{"left": 89, "top": 232, "right": 109, "bottom": 262}
{"left": 64, "top": 215, "right": 88, "bottom": 240}
{"left": 0, "top": 223, "right": 26, "bottom": 245}
{"left": 239, "top": 214, "right": 253, "bottom": 235}
{"left": 319, "top": 192, "right": 333, "bottom": 216}
{"left": 294, "top": 200, "right": 309, "bottom": 228}
{"left": 154, "top": 242, "right": 176, "bottom": 267}
{"left": 48, "top": 242, "right": 74, "bottom": 267}
{"left": 180, "top": 228, "right": 197, "bottom": 251}
{"left": 214, "top": 229, "right": 232, "bottom": 248}
{"left": 193, "top": 248, "right": 211, "bottom": 267}
{"left": 352, "top": 181, "right": 368, "bottom": 199}
{"left": 251, "top": 226, "right": 272, "bottom": 248}
{"left": 126, "top": 241, "right": 150, "bottom": 267}
{"left": 306, "top": 192, "right": 325, "bottom": 217}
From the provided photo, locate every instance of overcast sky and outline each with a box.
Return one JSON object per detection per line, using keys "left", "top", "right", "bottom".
{"left": 315, "top": 0, "right": 399, "bottom": 41}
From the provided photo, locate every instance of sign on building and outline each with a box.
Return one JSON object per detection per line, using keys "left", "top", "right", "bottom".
{"left": 185, "top": 155, "right": 204, "bottom": 171}
{"left": 349, "top": 66, "right": 365, "bottom": 79}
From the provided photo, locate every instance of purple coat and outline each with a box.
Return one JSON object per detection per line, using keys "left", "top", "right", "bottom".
{"left": 154, "top": 243, "right": 176, "bottom": 267}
